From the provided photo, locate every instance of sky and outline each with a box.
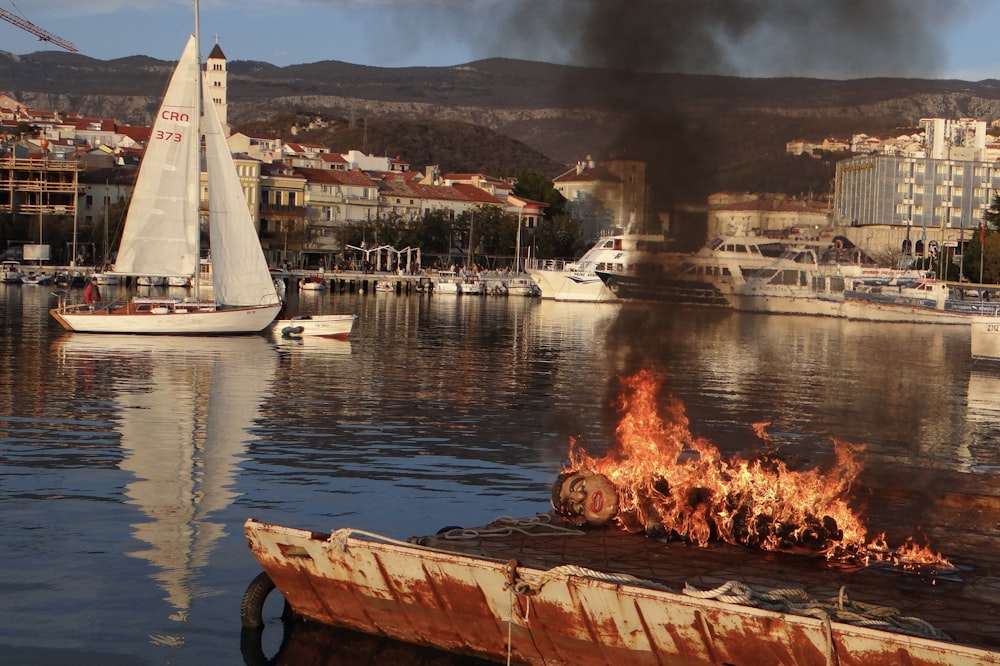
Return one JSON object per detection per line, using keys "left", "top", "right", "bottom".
{"left": 2, "top": 0, "right": 1000, "bottom": 81}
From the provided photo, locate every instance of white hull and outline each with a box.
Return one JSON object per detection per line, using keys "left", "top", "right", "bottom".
{"left": 51, "top": 301, "right": 281, "bottom": 335}
{"left": 273, "top": 314, "right": 356, "bottom": 339}
{"left": 298, "top": 278, "right": 327, "bottom": 291}
{"left": 731, "top": 292, "right": 844, "bottom": 318}
{"left": 434, "top": 280, "right": 459, "bottom": 294}
{"left": 21, "top": 273, "right": 52, "bottom": 285}
{"left": 526, "top": 269, "right": 615, "bottom": 302}
{"left": 971, "top": 313, "right": 1000, "bottom": 360}
{"left": 842, "top": 300, "right": 974, "bottom": 325}
{"left": 1, "top": 261, "right": 23, "bottom": 283}
{"left": 93, "top": 273, "right": 120, "bottom": 285}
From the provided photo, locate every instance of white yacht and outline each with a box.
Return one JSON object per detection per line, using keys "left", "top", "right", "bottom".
{"left": 596, "top": 233, "right": 787, "bottom": 306}
{"left": 527, "top": 229, "right": 675, "bottom": 302}
{"left": 731, "top": 240, "right": 929, "bottom": 318}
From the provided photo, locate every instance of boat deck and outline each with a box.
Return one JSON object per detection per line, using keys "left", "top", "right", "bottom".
{"left": 412, "top": 503, "right": 1000, "bottom": 652}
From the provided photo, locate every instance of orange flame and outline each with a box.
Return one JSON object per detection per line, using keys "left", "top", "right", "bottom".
{"left": 566, "top": 369, "right": 952, "bottom": 570}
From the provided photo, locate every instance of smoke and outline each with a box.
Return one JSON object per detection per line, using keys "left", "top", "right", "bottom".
{"left": 488, "top": 0, "right": 958, "bottom": 79}
{"left": 487, "top": 0, "right": 962, "bottom": 224}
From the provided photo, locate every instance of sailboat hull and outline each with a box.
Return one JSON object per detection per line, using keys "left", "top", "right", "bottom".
{"left": 50, "top": 302, "right": 281, "bottom": 335}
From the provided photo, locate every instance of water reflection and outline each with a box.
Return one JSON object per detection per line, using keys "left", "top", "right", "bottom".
{"left": 2, "top": 284, "right": 998, "bottom": 665}
{"left": 54, "top": 334, "right": 277, "bottom": 629}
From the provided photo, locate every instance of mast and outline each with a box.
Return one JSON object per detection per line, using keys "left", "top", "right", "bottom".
{"left": 193, "top": 0, "right": 203, "bottom": 301}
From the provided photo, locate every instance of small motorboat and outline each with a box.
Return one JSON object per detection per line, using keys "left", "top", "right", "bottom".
{"left": 298, "top": 276, "right": 327, "bottom": 291}
{"left": 21, "top": 271, "right": 53, "bottom": 285}
{"left": 273, "top": 313, "right": 357, "bottom": 340}
{"left": 1, "top": 260, "right": 23, "bottom": 283}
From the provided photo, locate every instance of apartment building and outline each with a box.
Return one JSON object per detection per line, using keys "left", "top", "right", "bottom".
{"left": 552, "top": 156, "right": 648, "bottom": 241}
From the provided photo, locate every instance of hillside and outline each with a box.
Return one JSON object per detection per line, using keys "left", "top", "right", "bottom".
{"left": 5, "top": 50, "right": 1000, "bottom": 211}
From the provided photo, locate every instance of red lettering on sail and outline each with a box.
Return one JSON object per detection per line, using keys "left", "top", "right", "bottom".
{"left": 160, "top": 110, "right": 190, "bottom": 122}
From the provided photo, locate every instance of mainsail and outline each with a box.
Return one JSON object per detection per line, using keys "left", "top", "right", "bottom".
{"left": 113, "top": 36, "right": 200, "bottom": 279}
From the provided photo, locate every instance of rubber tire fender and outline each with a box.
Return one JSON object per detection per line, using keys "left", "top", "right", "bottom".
{"left": 241, "top": 571, "right": 284, "bottom": 629}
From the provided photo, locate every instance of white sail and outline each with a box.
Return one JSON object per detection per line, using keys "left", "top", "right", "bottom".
{"left": 113, "top": 36, "right": 200, "bottom": 279}
{"left": 203, "top": 78, "right": 280, "bottom": 307}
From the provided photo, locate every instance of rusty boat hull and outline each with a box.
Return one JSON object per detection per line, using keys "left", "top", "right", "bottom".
{"left": 244, "top": 515, "right": 1000, "bottom": 666}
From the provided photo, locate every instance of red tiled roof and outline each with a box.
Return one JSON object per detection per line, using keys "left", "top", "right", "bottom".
{"left": 296, "top": 167, "right": 376, "bottom": 186}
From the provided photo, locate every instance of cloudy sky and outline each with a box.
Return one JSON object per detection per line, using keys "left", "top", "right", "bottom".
{"left": 1, "top": 0, "right": 998, "bottom": 81}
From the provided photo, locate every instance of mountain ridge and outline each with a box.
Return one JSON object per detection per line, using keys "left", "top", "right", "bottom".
{"left": 5, "top": 50, "right": 1000, "bottom": 208}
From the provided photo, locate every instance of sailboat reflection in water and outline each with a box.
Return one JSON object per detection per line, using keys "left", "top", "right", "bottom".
{"left": 55, "top": 335, "right": 277, "bottom": 627}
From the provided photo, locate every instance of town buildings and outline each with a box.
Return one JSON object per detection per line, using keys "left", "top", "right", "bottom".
{"left": 7, "top": 40, "right": 999, "bottom": 269}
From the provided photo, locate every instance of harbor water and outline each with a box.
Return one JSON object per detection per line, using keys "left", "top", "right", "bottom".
{"left": 1, "top": 281, "right": 999, "bottom": 665}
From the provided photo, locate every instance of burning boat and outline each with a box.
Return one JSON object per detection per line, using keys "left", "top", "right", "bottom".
{"left": 243, "top": 369, "right": 1000, "bottom": 665}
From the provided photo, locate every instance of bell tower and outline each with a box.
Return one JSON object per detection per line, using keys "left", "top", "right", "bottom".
{"left": 205, "top": 36, "right": 229, "bottom": 135}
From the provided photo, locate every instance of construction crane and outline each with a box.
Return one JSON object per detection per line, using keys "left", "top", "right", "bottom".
{"left": 0, "top": 7, "right": 77, "bottom": 53}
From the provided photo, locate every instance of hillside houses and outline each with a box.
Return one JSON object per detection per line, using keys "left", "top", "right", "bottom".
{"left": 1, "top": 91, "right": 564, "bottom": 267}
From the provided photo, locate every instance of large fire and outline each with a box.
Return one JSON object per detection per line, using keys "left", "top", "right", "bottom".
{"left": 565, "top": 369, "right": 952, "bottom": 570}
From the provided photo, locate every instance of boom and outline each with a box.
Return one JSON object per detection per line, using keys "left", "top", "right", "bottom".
{"left": 0, "top": 7, "right": 77, "bottom": 53}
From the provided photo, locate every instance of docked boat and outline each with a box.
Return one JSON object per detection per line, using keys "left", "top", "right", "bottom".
{"left": 457, "top": 274, "right": 485, "bottom": 295}
{"left": 971, "top": 309, "right": 1000, "bottom": 360}
{"left": 843, "top": 279, "right": 998, "bottom": 324}
{"left": 374, "top": 279, "right": 395, "bottom": 293}
{"left": 1, "top": 260, "right": 23, "bottom": 283}
{"left": 49, "top": 24, "right": 282, "bottom": 335}
{"left": 54, "top": 270, "right": 86, "bottom": 287}
{"left": 20, "top": 270, "right": 52, "bottom": 285}
{"left": 732, "top": 241, "right": 930, "bottom": 318}
{"left": 503, "top": 276, "right": 541, "bottom": 297}
{"left": 298, "top": 275, "right": 327, "bottom": 291}
{"left": 527, "top": 229, "right": 676, "bottom": 302}
{"left": 272, "top": 313, "right": 357, "bottom": 340}
{"left": 92, "top": 269, "right": 120, "bottom": 286}
{"left": 243, "top": 513, "right": 1000, "bottom": 666}
{"left": 596, "top": 233, "right": 788, "bottom": 306}
{"left": 432, "top": 271, "right": 460, "bottom": 294}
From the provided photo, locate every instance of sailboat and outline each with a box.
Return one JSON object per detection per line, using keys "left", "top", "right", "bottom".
{"left": 50, "top": 22, "right": 281, "bottom": 335}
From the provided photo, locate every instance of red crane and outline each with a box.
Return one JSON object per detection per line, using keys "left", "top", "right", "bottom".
{"left": 0, "top": 7, "right": 77, "bottom": 53}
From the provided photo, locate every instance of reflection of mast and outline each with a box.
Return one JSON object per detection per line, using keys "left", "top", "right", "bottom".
{"left": 57, "top": 335, "right": 277, "bottom": 624}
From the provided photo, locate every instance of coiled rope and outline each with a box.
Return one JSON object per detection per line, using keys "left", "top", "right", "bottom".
{"left": 683, "top": 580, "right": 952, "bottom": 641}
{"left": 435, "top": 513, "right": 586, "bottom": 541}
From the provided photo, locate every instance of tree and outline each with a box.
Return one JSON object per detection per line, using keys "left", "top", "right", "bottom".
{"left": 983, "top": 193, "right": 1000, "bottom": 232}
{"left": 968, "top": 194, "right": 1000, "bottom": 283}
{"left": 527, "top": 212, "right": 583, "bottom": 260}
{"left": 411, "top": 209, "right": 456, "bottom": 266}
{"left": 513, "top": 170, "right": 566, "bottom": 219}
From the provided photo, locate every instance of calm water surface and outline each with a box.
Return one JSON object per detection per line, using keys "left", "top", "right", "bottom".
{"left": 1, "top": 281, "right": 998, "bottom": 665}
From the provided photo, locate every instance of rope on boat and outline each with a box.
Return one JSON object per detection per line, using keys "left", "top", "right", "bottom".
{"left": 682, "top": 580, "right": 952, "bottom": 641}
{"left": 326, "top": 515, "right": 581, "bottom": 555}
{"left": 436, "top": 514, "right": 587, "bottom": 541}
{"left": 505, "top": 561, "right": 672, "bottom": 597}
{"left": 325, "top": 527, "right": 417, "bottom": 554}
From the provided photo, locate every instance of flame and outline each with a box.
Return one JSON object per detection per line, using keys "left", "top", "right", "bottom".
{"left": 566, "top": 369, "right": 952, "bottom": 570}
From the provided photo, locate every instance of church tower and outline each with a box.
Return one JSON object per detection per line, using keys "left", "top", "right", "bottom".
{"left": 205, "top": 39, "right": 229, "bottom": 135}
